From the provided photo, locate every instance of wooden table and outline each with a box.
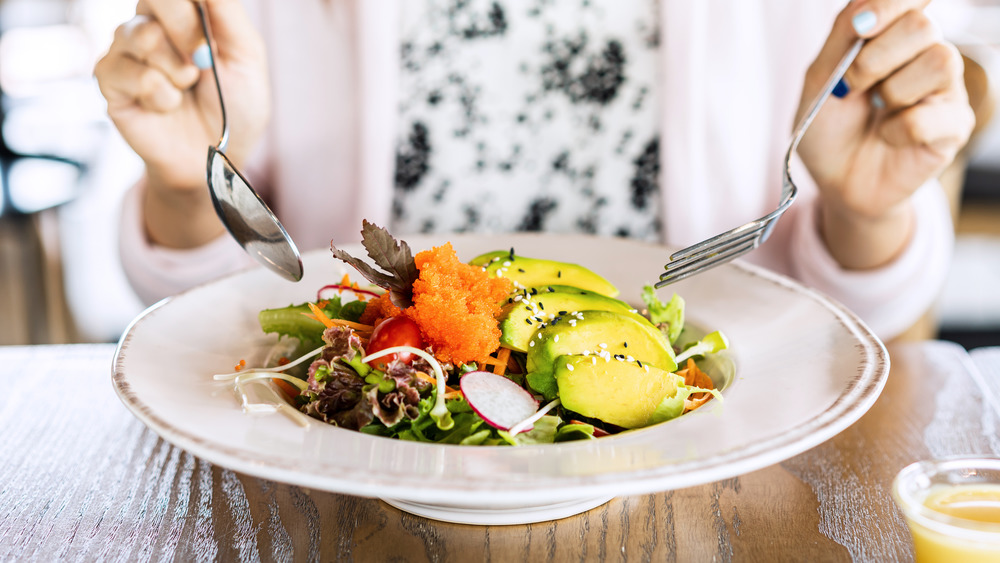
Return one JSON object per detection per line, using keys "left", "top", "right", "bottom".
{"left": 1, "top": 341, "right": 998, "bottom": 561}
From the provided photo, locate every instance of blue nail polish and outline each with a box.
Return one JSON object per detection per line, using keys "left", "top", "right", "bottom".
{"left": 832, "top": 78, "right": 849, "bottom": 99}
{"left": 852, "top": 10, "right": 877, "bottom": 35}
{"left": 193, "top": 43, "right": 212, "bottom": 70}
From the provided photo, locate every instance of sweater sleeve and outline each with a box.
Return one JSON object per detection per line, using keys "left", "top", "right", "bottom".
{"left": 118, "top": 180, "right": 255, "bottom": 305}
{"left": 788, "top": 180, "right": 954, "bottom": 340}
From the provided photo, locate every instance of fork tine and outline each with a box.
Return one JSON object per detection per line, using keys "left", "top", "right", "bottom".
{"left": 656, "top": 237, "right": 759, "bottom": 287}
{"left": 665, "top": 222, "right": 768, "bottom": 271}
{"left": 662, "top": 233, "right": 759, "bottom": 278}
{"left": 669, "top": 220, "right": 769, "bottom": 261}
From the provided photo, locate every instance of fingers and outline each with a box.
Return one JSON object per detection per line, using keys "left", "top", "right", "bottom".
{"left": 877, "top": 42, "right": 964, "bottom": 111}
{"left": 842, "top": 10, "right": 941, "bottom": 94}
{"left": 807, "top": 0, "right": 932, "bottom": 93}
{"left": 201, "top": 0, "right": 266, "bottom": 60}
{"left": 135, "top": 0, "right": 205, "bottom": 65}
{"left": 97, "top": 54, "right": 184, "bottom": 112}
{"left": 115, "top": 14, "right": 200, "bottom": 88}
{"left": 95, "top": 12, "right": 200, "bottom": 114}
{"left": 879, "top": 95, "right": 975, "bottom": 154}
{"left": 846, "top": 0, "right": 932, "bottom": 39}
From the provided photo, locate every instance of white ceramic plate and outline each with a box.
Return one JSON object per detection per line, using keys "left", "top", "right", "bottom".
{"left": 112, "top": 234, "right": 888, "bottom": 525}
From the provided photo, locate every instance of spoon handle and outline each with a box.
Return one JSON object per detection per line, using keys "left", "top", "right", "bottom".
{"left": 195, "top": 1, "right": 230, "bottom": 152}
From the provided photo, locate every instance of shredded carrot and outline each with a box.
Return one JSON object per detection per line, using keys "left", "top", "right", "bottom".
{"left": 414, "top": 371, "right": 458, "bottom": 395}
{"left": 304, "top": 302, "right": 376, "bottom": 334}
{"left": 306, "top": 302, "right": 336, "bottom": 328}
{"left": 272, "top": 378, "right": 300, "bottom": 399}
{"left": 677, "top": 358, "right": 715, "bottom": 412}
{"left": 328, "top": 318, "right": 374, "bottom": 333}
{"left": 491, "top": 347, "right": 511, "bottom": 375}
{"left": 478, "top": 355, "right": 505, "bottom": 366}
{"left": 442, "top": 390, "right": 463, "bottom": 400}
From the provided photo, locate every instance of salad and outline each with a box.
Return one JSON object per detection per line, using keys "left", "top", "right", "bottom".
{"left": 216, "top": 221, "right": 727, "bottom": 446}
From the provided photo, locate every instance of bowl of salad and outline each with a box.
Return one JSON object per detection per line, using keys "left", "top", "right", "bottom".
{"left": 112, "top": 224, "right": 888, "bottom": 525}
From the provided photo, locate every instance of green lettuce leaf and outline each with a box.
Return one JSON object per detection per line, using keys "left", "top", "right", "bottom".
{"left": 642, "top": 285, "right": 685, "bottom": 343}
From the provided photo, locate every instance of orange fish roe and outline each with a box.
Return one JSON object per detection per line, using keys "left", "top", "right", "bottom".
{"left": 358, "top": 292, "right": 404, "bottom": 327}
{"left": 406, "top": 243, "right": 512, "bottom": 365}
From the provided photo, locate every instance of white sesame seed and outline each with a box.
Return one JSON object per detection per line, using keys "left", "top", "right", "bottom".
{"left": 626, "top": 355, "right": 635, "bottom": 362}
{"left": 592, "top": 357, "right": 597, "bottom": 365}
{"left": 529, "top": 341, "right": 535, "bottom": 347}
{"left": 643, "top": 364, "right": 650, "bottom": 372}
{"left": 566, "top": 364, "right": 574, "bottom": 371}
{"left": 599, "top": 343, "right": 607, "bottom": 349}
{"left": 583, "top": 350, "right": 590, "bottom": 356}
{"left": 554, "top": 335, "right": 559, "bottom": 342}
{"left": 503, "top": 261, "right": 512, "bottom": 267}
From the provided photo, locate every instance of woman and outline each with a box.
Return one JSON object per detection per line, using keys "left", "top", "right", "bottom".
{"left": 95, "top": 0, "right": 974, "bottom": 340}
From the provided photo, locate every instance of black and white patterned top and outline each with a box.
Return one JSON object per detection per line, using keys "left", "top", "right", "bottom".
{"left": 392, "top": 0, "right": 662, "bottom": 241}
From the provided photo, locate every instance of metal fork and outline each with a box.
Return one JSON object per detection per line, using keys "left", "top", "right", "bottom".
{"left": 656, "top": 39, "right": 864, "bottom": 288}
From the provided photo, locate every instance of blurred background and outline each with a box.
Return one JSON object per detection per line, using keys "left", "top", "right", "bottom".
{"left": 0, "top": 0, "right": 998, "bottom": 348}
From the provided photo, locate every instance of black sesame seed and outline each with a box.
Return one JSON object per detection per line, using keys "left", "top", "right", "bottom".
{"left": 538, "top": 302, "right": 545, "bottom": 310}
{"left": 525, "top": 318, "right": 532, "bottom": 325}
{"left": 530, "top": 288, "right": 538, "bottom": 295}
{"left": 509, "top": 247, "right": 515, "bottom": 260}
{"left": 548, "top": 286, "right": 555, "bottom": 292}
{"left": 637, "top": 360, "right": 643, "bottom": 368}
{"left": 518, "top": 268, "right": 526, "bottom": 273}
{"left": 558, "top": 310, "right": 568, "bottom": 316}
{"left": 557, "top": 270, "right": 562, "bottom": 278}
{"left": 623, "top": 341, "right": 628, "bottom": 348}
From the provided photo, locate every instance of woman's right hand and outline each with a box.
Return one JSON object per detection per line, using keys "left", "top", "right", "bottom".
{"left": 95, "top": 0, "right": 270, "bottom": 248}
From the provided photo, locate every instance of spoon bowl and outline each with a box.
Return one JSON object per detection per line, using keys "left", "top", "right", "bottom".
{"left": 207, "top": 146, "right": 303, "bottom": 281}
{"left": 197, "top": 2, "right": 302, "bottom": 282}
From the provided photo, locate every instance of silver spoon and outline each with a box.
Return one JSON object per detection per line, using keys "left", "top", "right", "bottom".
{"left": 196, "top": 2, "right": 303, "bottom": 282}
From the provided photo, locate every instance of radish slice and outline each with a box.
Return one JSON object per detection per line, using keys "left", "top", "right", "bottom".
{"left": 460, "top": 371, "right": 540, "bottom": 431}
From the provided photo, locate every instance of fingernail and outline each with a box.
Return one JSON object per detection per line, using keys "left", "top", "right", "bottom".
{"left": 852, "top": 10, "right": 877, "bottom": 35}
{"left": 832, "top": 78, "right": 850, "bottom": 99}
{"left": 871, "top": 92, "right": 885, "bottom": 109}
{"left": 193, "top": 42, "right": 212, "bottom": 69}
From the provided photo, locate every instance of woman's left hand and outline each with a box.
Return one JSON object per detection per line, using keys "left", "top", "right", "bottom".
{"left": 796, "top": 0, "right": 975, "bottom": 269}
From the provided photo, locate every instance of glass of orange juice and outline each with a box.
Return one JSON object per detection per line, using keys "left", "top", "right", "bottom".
{"left": 892, "top": 457, "right": 1000, "bottom": 562}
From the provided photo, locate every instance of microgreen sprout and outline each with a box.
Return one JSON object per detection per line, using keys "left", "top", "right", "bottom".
{"left": 213, "top": 345, "right": 325, "bottom": 380}
{"left": 362, "top": 346, "right": 454, "bottom": 431}
{"left": 506, "top": 398, "right": 561, "bottom": 437}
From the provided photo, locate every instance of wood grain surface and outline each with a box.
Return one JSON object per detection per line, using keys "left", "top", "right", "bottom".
{"left": 1, "top": 342, "right": 997, "bottom": 561}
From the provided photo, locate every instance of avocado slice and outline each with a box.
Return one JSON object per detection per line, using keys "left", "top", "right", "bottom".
{"left": 500, "top": 286, "right": 635, "bottom": 352}
{"left": 524, "top": 310, "right": 677, "bottom": 399}
{"left": 555, "top": 355, "right": 683, "bottom": 429}
{"left": 469, "top": 251, "right": 619, "bottom": 297}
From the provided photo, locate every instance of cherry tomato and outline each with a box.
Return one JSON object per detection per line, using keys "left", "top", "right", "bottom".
{"left": 366, "top": 316, "right": 425, "bottom": 369}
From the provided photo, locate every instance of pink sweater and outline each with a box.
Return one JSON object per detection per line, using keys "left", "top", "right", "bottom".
{"left": 119, "top": 0, "right": 954, "bottom": 340}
